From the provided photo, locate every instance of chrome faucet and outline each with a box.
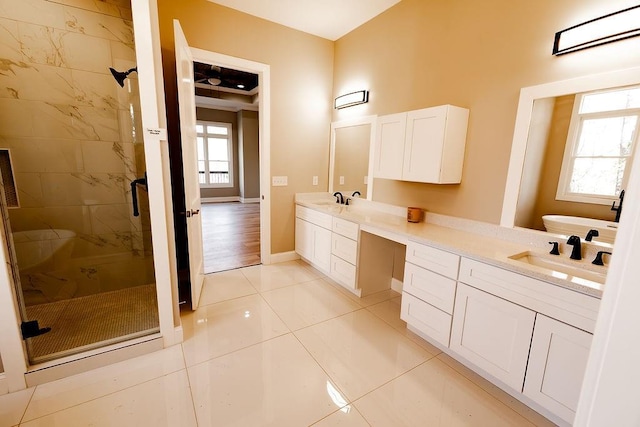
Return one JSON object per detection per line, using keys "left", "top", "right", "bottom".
{"left": 333, "top": 191, "right": 344, "bottom": 204}
{"left": 566, "top": 235, "right": 582, "bottom": 260}
{"left": 611, "top": 189, "right": 625, "bottom": 222}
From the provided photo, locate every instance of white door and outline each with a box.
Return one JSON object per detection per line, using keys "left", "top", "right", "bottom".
{"left": 174, "top": 20, "right": 204, "bottom": 309}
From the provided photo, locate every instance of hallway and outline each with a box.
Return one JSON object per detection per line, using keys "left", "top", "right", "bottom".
{"left": 202, "top": 202, "right": 260, "bottom": 273}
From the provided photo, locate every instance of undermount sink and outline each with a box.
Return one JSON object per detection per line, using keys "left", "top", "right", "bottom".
{"left": 308, "top": 200, "right": 336, "bottom": 206}
{"left": 508, "top": 251, "right": 607, "bottom": 286}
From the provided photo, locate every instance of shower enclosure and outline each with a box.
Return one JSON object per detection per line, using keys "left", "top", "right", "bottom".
{"left": 0, "top": 0, "right": 159, "bottom": 363}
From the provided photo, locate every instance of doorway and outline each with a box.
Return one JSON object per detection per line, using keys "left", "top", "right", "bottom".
{"left": 175, "top": 31, "right": 271, "bottom": 307}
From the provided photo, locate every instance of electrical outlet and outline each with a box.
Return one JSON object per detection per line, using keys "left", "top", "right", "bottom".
{"left": 312, "top": 176, "right": 318, "bottom": 185}
{"left": 364, "top": 176, "right": 368, "bottom": 184}
{"left": 339, "top": 176, "right": 345, "bottom": 185}
{"left": 272, "top": 176, "right": 288, "bottom": 186}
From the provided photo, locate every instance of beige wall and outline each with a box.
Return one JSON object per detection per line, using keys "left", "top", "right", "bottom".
{"left": 157, "top": 0, "right": 334, "bottom": 254}
{"left": 195, "top": 108, "right": 240, "bottom": 199}
{"left": 333, "top": 0, "right": 640, "bottom": 224}
{"left": 238, "top": 110, "right": 260, "bottom": 200}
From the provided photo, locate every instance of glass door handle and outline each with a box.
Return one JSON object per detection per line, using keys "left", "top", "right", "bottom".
{"left": 130, "top": 173, "right": 148, "bottom": 217}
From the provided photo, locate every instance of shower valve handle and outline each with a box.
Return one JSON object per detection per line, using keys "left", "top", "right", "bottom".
{"left": 130, "top": 173, "right": 148, "bottom": 217}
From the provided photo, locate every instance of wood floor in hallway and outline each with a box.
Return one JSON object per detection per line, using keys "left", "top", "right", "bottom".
{"left": 202, "top": 202, "right": 261, "bottom": 274}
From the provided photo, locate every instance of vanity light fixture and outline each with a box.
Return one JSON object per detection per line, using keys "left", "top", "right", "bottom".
{"left": 334, "top": 90, "right": 369, "bottom": 109}
{"left": 553, "top": 4, "right": 640, "bottom": 55}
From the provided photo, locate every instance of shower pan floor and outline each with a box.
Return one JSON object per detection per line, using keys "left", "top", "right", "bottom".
{"left": 25, "top": 284, "right": 160, "bottom": 363}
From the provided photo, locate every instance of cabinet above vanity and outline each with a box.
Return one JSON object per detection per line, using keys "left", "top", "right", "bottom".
{"left": 373, "top": 105, "right": 469, "bottom": 184}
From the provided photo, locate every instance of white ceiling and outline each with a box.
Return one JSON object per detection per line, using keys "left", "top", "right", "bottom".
{"left": 207, "top": 0, "right": 401, "bottom": 41}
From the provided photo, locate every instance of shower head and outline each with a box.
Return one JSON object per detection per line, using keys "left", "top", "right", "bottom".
{"left": 109, "top": 67, "right": 138, "bottom": 88}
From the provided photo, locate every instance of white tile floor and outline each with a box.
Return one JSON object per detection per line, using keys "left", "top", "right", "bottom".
{"left": 0, "top": 260, "right": 556, "bottom": 426}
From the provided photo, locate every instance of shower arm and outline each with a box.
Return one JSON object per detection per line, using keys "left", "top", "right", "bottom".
{"left": 130, "top": 173, "right": 148, "bottom": 217}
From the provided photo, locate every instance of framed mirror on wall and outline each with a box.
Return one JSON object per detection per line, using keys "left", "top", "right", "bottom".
{"left": 329, "top": 116, "right": 377, "bottom": 200}
{"left": 501, "top": 67, "right": 640, "bottom": 245}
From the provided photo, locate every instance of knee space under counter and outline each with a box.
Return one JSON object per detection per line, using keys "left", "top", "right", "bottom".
{"left": 358, "top": 231, "right": 406, "bottom": 296}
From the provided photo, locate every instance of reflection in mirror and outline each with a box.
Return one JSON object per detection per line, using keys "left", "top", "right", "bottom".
{"left": 329, "top": 116, "right": 376, "bottom": 200}
{"left": 515, "top": 94, "right": 622, "bottom": 231}
{"left": 501, "top": 67, "right": 640, "bottom": 246}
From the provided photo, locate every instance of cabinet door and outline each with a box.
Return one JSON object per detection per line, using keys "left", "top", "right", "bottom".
{"left": 524, "top": 315, "right": 592, "bottom": 425}
{"left": 373, "top": 113, "right": 406, "bottom": 180}
{"left": 450, "top": 283, "right": 535, "bottom": 391}
{"left": 312, "top": 225, "right": 332, "bottom": 273}
{"left": 402, "top": 106, "right": 446, "bottom": 183}
{"left": 295, "top": 218, "right": 312, "bottom": 261}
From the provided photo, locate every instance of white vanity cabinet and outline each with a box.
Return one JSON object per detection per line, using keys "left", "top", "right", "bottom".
{"left": 400, "top": 241, "right": 460, "bottom": 347}
{"left": 450, "top": 283, "right": 536, "bottom": 390}
{"left": 330, "top": 217, "right": 359, "bottom": 291}
{"left": 373, "top": 105, "right": 469, "bottom": 184}
{"left": 295, "top": 206, "right": 332, "bottom": 274}
{"left": 452, "top": 257, "right": 600, "bottom": 426}
{"left": 524, "top": 314, "right": 592, "bottom": 425}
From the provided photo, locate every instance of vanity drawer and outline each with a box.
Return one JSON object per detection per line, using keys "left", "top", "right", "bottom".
{"left": 406, "top": 241, "right": 460, "bottom": 279}
{"left": 330, "top": 255, "right": 356, "bottom": 289}
{"left": 332, "top": 217, "right": 359, "bottom": 240}
{"left": 401, "top": 292, "right": 452, "bottom": 347}
{"left": 404, "top": 262, "right": 456, "bottom": 314}
{"left": 296, "top": 205, "right": 332, "bottom": 229}
{"left": 331, "top": 233, "right": 358, "bottom": 264}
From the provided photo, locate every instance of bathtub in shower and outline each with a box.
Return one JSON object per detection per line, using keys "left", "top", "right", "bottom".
{"left": 542, "top": 215, "right": 617, "bottom": 244}
{"left": 12, "top": 229, "right": 76, "bottom": 271}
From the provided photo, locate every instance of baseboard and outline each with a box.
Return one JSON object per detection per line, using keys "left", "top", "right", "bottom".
{"left": 391, "top": 278, "right": 403, "bottom": 293}
{"left": 240, "top": 197, "right": 260, "bottom": 203}
{"left": 0, "top": 373, "right": 8, "bottom": 395}
{"left": 201, "top": 196, "right": 240, "bottom": 203}
{"left": 270, "top": 251, "right": 300, "bottom": 264}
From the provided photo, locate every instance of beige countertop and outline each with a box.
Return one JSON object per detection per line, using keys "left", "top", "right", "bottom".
{"left": 295, "top": 196, "right": 606, "bottom": 299}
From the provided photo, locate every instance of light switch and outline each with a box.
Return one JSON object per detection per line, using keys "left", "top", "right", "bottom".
{"left": 339, "top": 176, "right": 345, "bottom": 185}
{"left": 272, "top": 176, "right": 288, "bottom": 186}
{"left": 364, "top": 176, "right": 368, "bottom": 184}
{"left": 312, "top": 176, "right": 318, "bottom": 185}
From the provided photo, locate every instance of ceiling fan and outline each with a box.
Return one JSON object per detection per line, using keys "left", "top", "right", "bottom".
{"left": 194, "top": 64, "right": 222, "bottom": 86}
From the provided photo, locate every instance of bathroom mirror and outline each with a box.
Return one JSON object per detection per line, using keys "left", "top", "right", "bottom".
{"left": 501, "top": 66, "right": 640, "bottom": 242}
{"left": 329, "top": 116, "right": 376, "bottom": 200}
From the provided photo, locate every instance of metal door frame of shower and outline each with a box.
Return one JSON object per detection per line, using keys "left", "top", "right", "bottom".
{"left": 0, "top": 0, "right": 181, "bottom": 393}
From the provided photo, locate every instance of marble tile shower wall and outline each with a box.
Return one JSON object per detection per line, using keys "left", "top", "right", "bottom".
{"left": 0, "top": 0, "right": 154, "bottom": 295}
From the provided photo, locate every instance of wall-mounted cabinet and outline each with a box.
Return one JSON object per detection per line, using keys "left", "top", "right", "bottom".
{"left": 373, "top": 105, "right": 469, "bottom": 184}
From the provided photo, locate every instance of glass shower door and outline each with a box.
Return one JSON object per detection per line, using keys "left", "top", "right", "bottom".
{"left": 0, "top": 0, "right": 159, "bottom": 363}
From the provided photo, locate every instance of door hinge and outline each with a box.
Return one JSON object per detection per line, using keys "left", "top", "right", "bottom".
{"left": 21, "top": 320, "right": 51, "bottom": 339}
